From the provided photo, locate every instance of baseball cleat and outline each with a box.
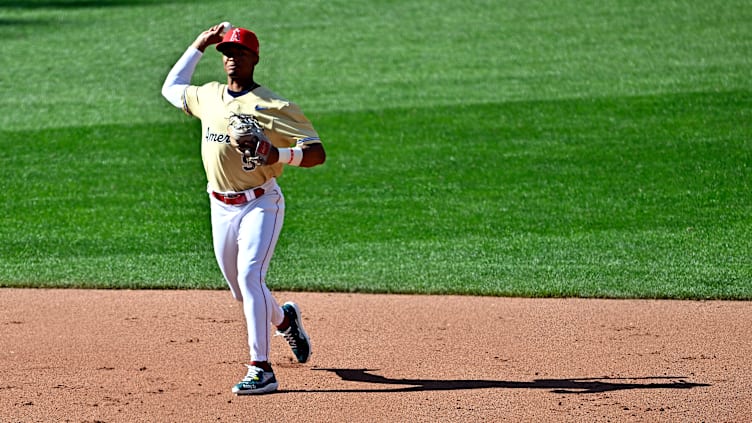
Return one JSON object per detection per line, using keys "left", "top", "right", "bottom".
{"left": 232, "top": 364, "right": 278, "bottom": 395}
{"left": 276, "top": 302, "right": 311, "bottom": 363}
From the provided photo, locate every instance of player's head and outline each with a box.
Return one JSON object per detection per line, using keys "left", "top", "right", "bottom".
{"left": 216, "top": 27, "right": 259, "bottom": 80}
{"left": 216, "top": 27, "right": 259, "bottom": 56}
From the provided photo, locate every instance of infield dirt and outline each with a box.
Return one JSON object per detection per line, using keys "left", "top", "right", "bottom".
{"left": 1, "top": 289, "right": 750, "bottom": 422}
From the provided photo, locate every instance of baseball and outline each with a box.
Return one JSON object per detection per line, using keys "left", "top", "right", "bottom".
{"left": 220, "top": 21, "right": 232, "bottom": 33}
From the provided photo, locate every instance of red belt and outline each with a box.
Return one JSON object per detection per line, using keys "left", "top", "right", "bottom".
{"left": 212, "top": 188, "right": 265, "bottom": 205}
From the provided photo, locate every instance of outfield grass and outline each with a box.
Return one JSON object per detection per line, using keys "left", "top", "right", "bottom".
{"left": 0, "top": 0, "right": 750, "bottom": 298}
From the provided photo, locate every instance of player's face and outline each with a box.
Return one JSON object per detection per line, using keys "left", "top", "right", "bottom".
{"left": 221, "top": 45, "right": 258, "bottom": 79}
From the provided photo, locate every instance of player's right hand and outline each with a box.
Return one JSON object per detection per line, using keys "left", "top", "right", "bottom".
{"left": 191, "top": 24, "right": 225, "bottom": 52}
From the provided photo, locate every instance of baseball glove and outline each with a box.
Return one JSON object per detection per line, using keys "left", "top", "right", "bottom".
{"left": 227, "top": 113, "right": 273, "bottom": 166}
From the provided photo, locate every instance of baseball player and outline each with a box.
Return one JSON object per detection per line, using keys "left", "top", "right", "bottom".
{"left": 161, "top": 23, "right": 326, "bottom": 395}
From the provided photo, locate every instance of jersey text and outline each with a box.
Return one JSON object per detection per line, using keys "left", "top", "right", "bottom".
{"left": 205, "top": 128, "right": 231, "bottom": 144}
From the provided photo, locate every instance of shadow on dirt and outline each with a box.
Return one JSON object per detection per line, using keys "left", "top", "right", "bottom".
{"left": 291, "top": 368, "right": 710, "bottom": 394}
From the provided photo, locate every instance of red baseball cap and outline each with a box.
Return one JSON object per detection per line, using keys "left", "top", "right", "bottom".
{"left": 216, "top": 27, "right": 260, "bottom": 56}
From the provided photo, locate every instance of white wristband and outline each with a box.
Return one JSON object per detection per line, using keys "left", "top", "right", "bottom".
{"left": 277, "top": 147, "right": 304, "bottom": 166}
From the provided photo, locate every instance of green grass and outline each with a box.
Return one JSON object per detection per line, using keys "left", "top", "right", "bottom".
{"left": 282, "top": 91, "right": 751, "bottom": 297}
{"left": 1, "top": 0, "right": 750, "bottom": 298}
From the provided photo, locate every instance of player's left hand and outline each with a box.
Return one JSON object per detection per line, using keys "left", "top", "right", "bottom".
{"left": 247, "top": 136, "right": 275, "bottom": 166}
{"left": 228, "top": 113, "right": 277, "bottom": 166}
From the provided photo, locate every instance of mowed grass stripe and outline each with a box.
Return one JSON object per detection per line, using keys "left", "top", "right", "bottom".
{"left": 2, "top": 91, "right": 749, "bottom": 297}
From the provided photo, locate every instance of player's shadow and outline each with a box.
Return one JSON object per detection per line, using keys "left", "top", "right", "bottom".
{"left": 287, "top": 368, "right": 709, "bottom": 394}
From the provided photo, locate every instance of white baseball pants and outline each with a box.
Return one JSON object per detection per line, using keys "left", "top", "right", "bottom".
{"left": 209, "top": 178, "right": 286, "bottom": 362}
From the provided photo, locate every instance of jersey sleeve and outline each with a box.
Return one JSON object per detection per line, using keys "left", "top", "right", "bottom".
{"left": 269, "top": 102, "right": 322, "bottom": 147}
{"left": 182, "top": 85, "right": 201, "bottom": 118}
{"left": 182, "top": 82, "right": 224, "bottom": 119}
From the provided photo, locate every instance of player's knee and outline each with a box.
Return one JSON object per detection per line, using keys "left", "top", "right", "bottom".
{"left": 238, "top": 271, "right": 265, "bottom": 292}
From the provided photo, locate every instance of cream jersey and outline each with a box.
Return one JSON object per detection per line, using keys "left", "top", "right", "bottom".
{"left": 182, "top": 82, "right": 321, "bottom": 192}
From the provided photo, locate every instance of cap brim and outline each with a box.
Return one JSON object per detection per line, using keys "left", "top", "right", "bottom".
{"left": 216, "top": 41, "right": 255, "bottom": 55}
